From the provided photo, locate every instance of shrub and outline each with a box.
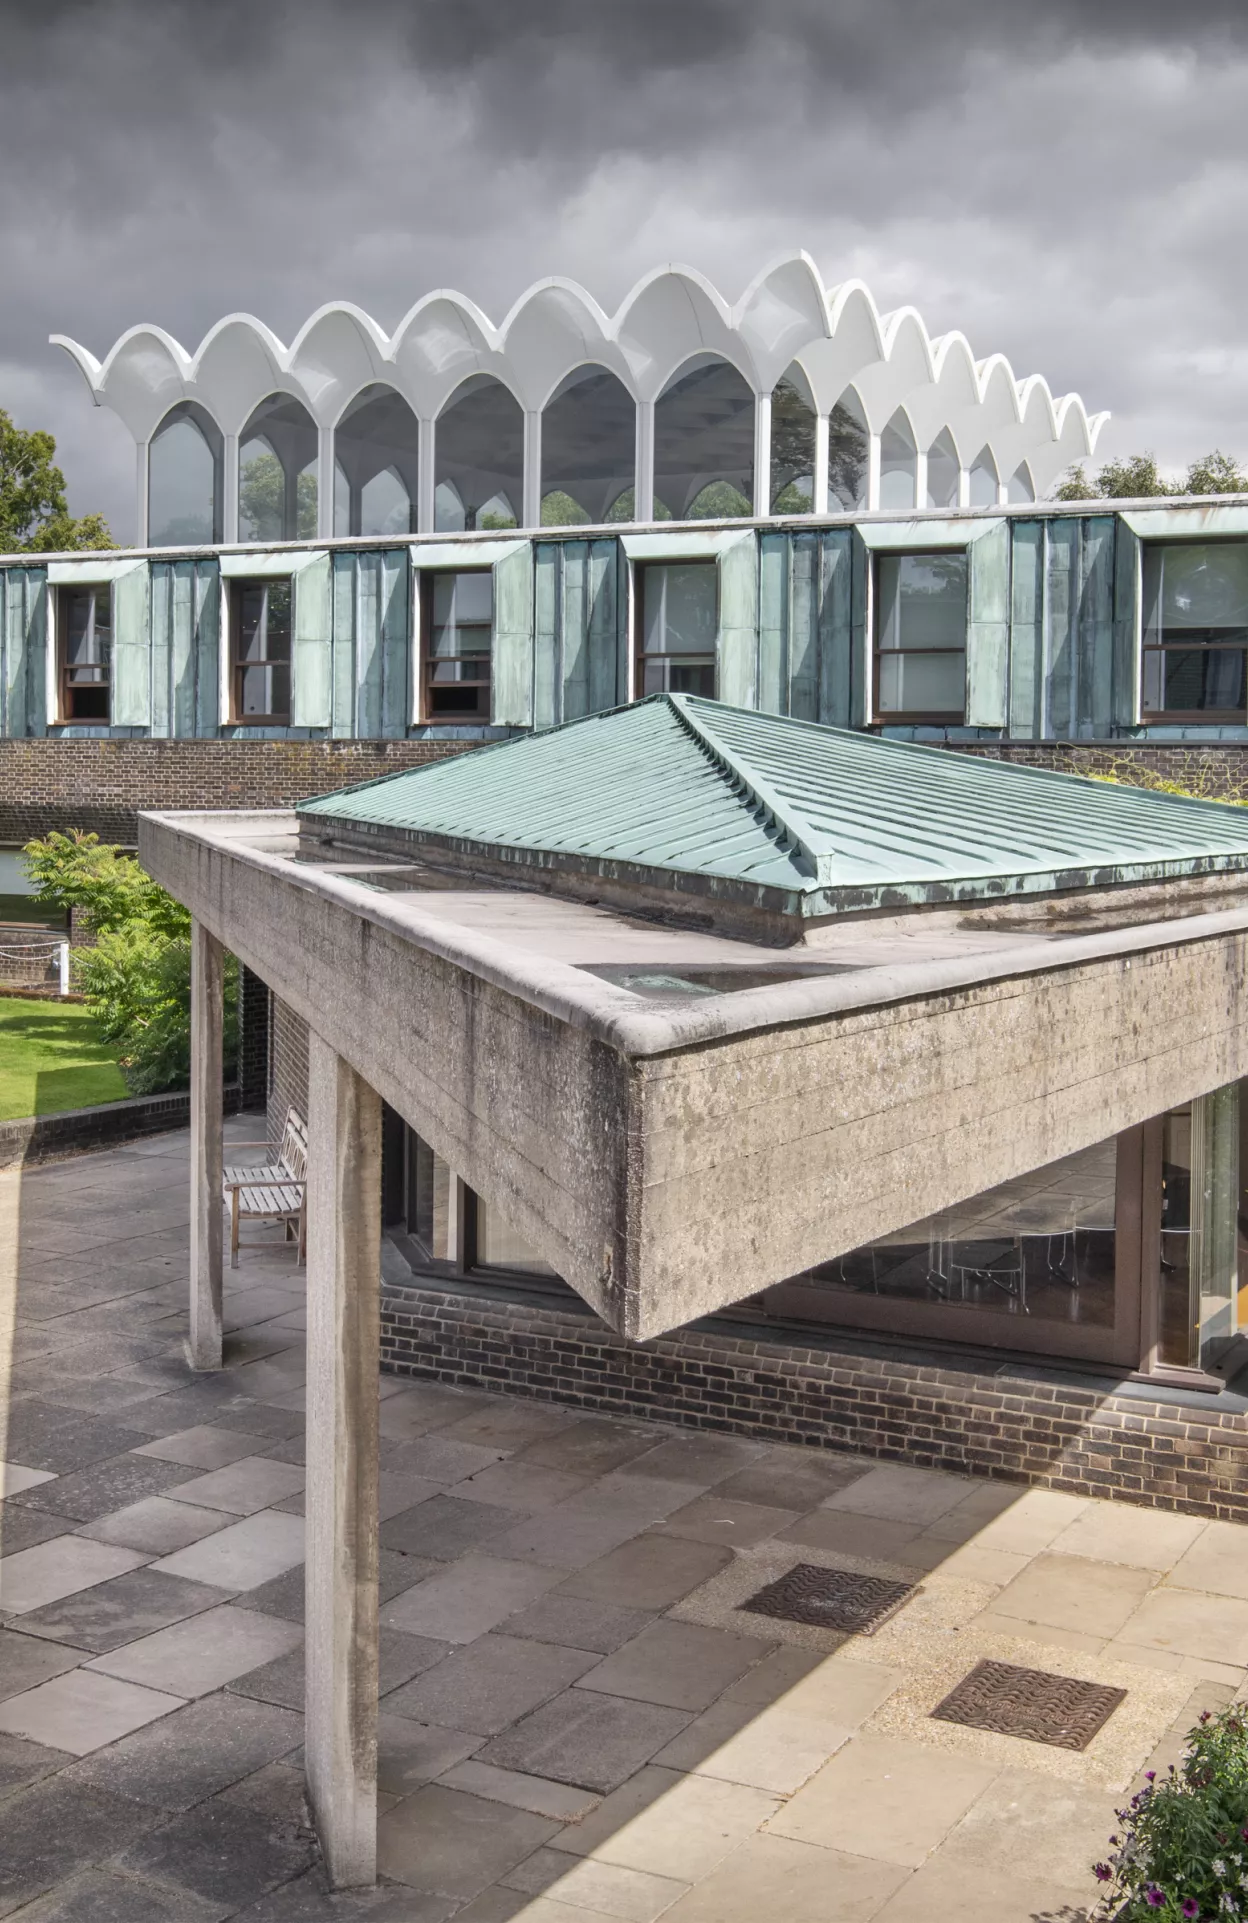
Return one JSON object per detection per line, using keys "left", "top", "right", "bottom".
{"left": 1093, "top": 1706, "right": 1248, "bottom": 1920}
{"left": 21, "top": 830, "right": 236, "bottom": 1096}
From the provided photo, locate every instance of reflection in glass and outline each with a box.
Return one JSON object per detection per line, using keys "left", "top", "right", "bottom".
{"left": 827, "top": 392, "right": 869, "bottom": 510}
{"left": 925, "top": 430, "right": 960, "bottom": 510}
{"left": 1142, "top": 542, "right": 1248, "bottom": 717}
{"left": 638, "top": 563, "right": 716, "bottom": 696}
{"left": 770, "top": 372, "right": 816, "bottom": 514}
{"left": 777, "top": 1139, "right": 1119, "bottom": 1328}
{"left": 476, "top": 1197, "right": 556, "bottom": 1275}
{"left": 149, "top": 402, "right": 223, "bottom": 545}
{"left": 423, "top": 570, "right": 492, "bottom": 719}
{"left": 230, "top": 579, "right": 291, "bottom": 722}
{"left": 407, "top": 1131, "right": 451, "bottom": 1261}
{"left": 334, "top": 386, "right": 419, "bottom": 537}
{"left": 238, "top": 394, "right": 318, "bottom": 542}
{"left": 436, "top": 377, "right": 522, "bottom": 530}
{"left": 1160, "top": 1090, "right": 1241, "bottom": 1371}
{"left": 654, "top": 359, "right": 753, "bottom": 520}
{"left": 59, "top": 586, "right": 111, "bottom": 722}
{"left": 540, "top": 366, "right": 635, "bottom": 526}
{"left": 879, "top": 409, "right": 916, "bottom": 512}
{"left": 875, "top": 552, "right": 967, "bottom": 718}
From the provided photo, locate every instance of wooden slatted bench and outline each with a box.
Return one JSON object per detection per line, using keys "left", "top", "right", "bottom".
{"left": 223, "top": 1106, "right": 307, "bottom": 1268}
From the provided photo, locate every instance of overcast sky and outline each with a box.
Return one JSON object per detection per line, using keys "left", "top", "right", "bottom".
{"left": 4, "top": 0, "right": 1248, "bottom": 540}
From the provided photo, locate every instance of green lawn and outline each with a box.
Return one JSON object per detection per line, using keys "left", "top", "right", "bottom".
{"left": 0, "top": 999, "right": 128, "bottom": 1120}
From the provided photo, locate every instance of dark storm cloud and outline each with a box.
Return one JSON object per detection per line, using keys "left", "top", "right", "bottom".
{"left": 1, "top": 0, "right": 1246, "bottom": 535}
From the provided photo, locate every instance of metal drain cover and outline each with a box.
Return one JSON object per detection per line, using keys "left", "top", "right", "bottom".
{"left": 739, "top": 1563, "right": 920, "bottom": 1634}
{"left": 930, "top": 1659, "right": 1127, "bottom": 1751}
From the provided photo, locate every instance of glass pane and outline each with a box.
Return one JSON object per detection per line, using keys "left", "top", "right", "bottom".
{"left": 360, "top": 467, "right": 411, "bottom": 538}
{"left": 780, "top": 1138, "right": 1119, "bottom": 1329}
{"left": 408, "top": 1132, "right": 450, "bottom": 1261}
{"left": 654, "top": 360, "right": 754, "bottom": 521}
{"left": 1144, "top": 542, "right": 1248, "bottom": 639}
{"left": 476, "top": 1196, "right": 556, "bottom": 1276}
{"left": 63, "top": 588, "right": 110, "bottom": 670}
{"left": 828, "top": 396, "right": 868, "bottom": 511}
{"left": 335, "top": 385, "right": 420, "bottom": 538}
{"left": 878, "top": 553, "right": 968, "bottom": 651}
{"left": 541, "top": 366, "right": 635, "bottom": 525}
{"left": 879, "top": 410, "right": 916, "bottom": 512}
{"left": 1146, "top": 647, "right": 1247, "bottom": 714}
{"left": 429, "top": 572, "right": 492, "bottom": 657}
{"left": 642, "top": 564, "right": 717, "bottom": 655}
{"left": 238, "top": 439, "right": 284, "bottom": 544}
{"left": 297, "top": 462, "right": 318, "bottom": 540}
{"left": 238, "top": 664, "right": 289, "bottom": 717}
{"left": 436, "top": 378, "right": 524, "bottom": 532}
{"left": 770, "top": 373, "right": 816, "bottom": 515}
{"left": 1160, "top": 1105, "right": 1198, "bottom": 1367}
{"left": 235, "top": 582, "right": 292, "bottom": 663}
{"left": 238, "top": 395, "right": 319, "bottom": 543}
{"left": 149, "top": 407, "right": 221, "bottom": 545}
{"left": 641, "top": 657, "right": 715, "bottom": 697}
{"left": 877, "top": 651, "right": 965, "bottom": 715}
{"left": 926, "top": 433, "right": 960, "bottom": 510}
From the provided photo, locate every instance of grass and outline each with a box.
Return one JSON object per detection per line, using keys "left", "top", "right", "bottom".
{"left": 0, "top": 998, "right": 128, "bottom": 1120}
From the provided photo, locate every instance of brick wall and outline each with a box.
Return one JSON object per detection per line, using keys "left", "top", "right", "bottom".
{"left": 238, "top": 968, "right": 270, "bottom": 1112}
{"left": 960, "top": 741, "right": 1248, "bottom": 801}
{"left": 380, "top": 1280, "right": 1248, "bottom": 1523}
{"left": 0, "top": 737, "right": 478, "bottom": 845}
{"left": 269, "top": 994, "right": 309, "bottom": 1142}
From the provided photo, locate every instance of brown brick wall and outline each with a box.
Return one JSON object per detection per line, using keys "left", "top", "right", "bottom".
{"left": 959, "top": 741, "right": 1248, "bottom": 802}
{"left": 380, "top": 1281, "right": 1248, "bottom": 1522}
{"left": 269, "top": 994, "right": 309, "bottom": 1142}
{"left": 0, "top": 736, "right": 478, "bottom": 845}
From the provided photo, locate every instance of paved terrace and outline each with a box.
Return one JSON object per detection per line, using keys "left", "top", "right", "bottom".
{"left": 0, "top": 1128, "right": 1246, "bottom": 1922}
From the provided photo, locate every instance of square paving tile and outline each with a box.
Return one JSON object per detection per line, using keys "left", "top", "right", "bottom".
{"left": 870, "top": 1855, "right": 1095, "bottom": 1923}
{"left": 0, "top": 1778, "right": 160, "bottom": 1916}
{"left": 4, "top": 1868, "right": 228, "bottom": 1921}
{"left": 8, "top": 1452, "right": 193, "bottom": 1523}
{"left": 376, "top": 1784, "right": 559, "bottom": 1897}
{"left": 375, "top": 1713, "right": 483, "bottom": 1797}
{"left": 440, "top": 1399, "right": 575, "bottom": 1453}
{"left": 558, "top": 1536, "right": 732, "bottom": 1610}
{"left": 822, "top": 1465, "right": 973, "bottom": 1525}
{"left": 0, "top": 1627, "right": 89, "bottom": 1702}
{"left": 447, "top": 1460, "right": 592, "bottom": 1514}
{"left": 87, "top": 1604, "right": 304, "bottom": 1697}
{"left": 652, "top": 1696, "right": 852, "bottom": 1794}
{"left": 232, "top": 1626, "right": 446, "bottom": 1710}
{"left": 658, "top": 1832, "right": 908, "bottom": 1923}
{"left": 1048, "top": 1502, "right": 1207, "bottom": 1572}
{"left": 78, "top": 1495, "right": 237, "bottom": 1556}
{"left": 577, "top": 1619, "right": 773, "bottom": 1711}
{"left": 766, "top": 1732, "right": 999, "bottom": 1867}
{"left": 1114, "top": 1585, "right": 1248, "bottom": 1665}
{"left": 554, "top": 1764, "right": 781, "bottom": 1880}
{"left": 0, "top": 1536, "right": 151, "bottom": 1614}
{"left": 382, "top": 1495, "right": 513, "bottom": 1561}
{"left": 0, "top": 1668, "right": 184, "bottom": 1755}
{"left": 504, "top": 1595, "right": 659, "bottom": 1655}
{"left": 116, "top": 1798, "right": 317, "bottom": 1907}
{"left": 385, "top": 1633, "right": 598, "bottom": 1735}
{"left": 381, "top": 1554, "right": 562, "bottom": 1644}
{"left": 654, "top": 1496, "right": 799, "bottom": 1549}
{"left": 1168, "top": 1520, "right": 1248, "bottom": 1601}
{"left": 62, "top": 1691, "right": 305, "bottom": 1811}
{"left": 245, "top": 1548, "right": 426, "bottom": 1625}
{"left": 0, "top": 1462, "right": 58, "bottom": 1497}
{"left": 0, "top": 1728, "right": 71, "bottom": 1799}
{"left": 489, "top": 1499, "right": 661, "bottom": 1572}
{"left": 163, "top": 1457, "right": 306, "bottom": 1516}
{"left": 478, "top": 1688, "right": 691, "bottom": 1792}
{"left": 503, "top": 1851, "right": 686, "bottom": 1919}
{"left": 775, "top": 1509, "right": 926, "bottom": 1564}
{"left": 385, "top": 1435, "right": 505, "bottom": 1485}
{"left": 517, "top": 1419, "right": 663, "bottom": 1479}
{"left": 150, "top": 1510, "right": 305, "bottom": 1590}
{"left": 987, "top": 1553, "right": 1157, "bottom": 1640}
{"left": 613, "top": 1435, "right": 767, "bottom": 1487}
{"left": 14, "top": 1567, "right": 232, "bottom": 1654}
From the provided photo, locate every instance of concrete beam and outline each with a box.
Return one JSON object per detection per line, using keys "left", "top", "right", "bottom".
{"left": 304, "top": 1032, "right": 381, "bottom": 1889}
{"left": 188, "top": 919, "right": 224, "bottom": 1370}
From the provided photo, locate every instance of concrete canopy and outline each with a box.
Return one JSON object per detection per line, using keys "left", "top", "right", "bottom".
{"left": 143, "top": 706, "right": 1248, "bottom": 1341}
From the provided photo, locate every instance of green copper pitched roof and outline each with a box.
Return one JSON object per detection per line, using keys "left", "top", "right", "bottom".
{"left": 297, "top": 694, "right": 1248, "bottom": 918}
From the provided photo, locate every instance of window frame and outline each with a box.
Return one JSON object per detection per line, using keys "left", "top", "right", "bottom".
{"left": 417, "top": 568, "right": 494, "bottom": 723}
{"left": 633, "top": 559, "right": 719, "bottom": 702}
{"left": 56, "top": 582, "right": 113, "bottom": 725}
{"left": 228, "top": 576, "right": 293, "bottom": 727}
{"left": 1139, "top": 538, "right": 1248, "bottom": 725}
{"left": 871, "top": 548, "right": 968, "bottom": 726}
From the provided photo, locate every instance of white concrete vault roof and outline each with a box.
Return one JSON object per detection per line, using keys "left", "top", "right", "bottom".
{"left": 52, "top": 254, "right": 1105, "bottom": 491}
{"left": 142, "top": 797, "right": 1248, "bottom": 1344}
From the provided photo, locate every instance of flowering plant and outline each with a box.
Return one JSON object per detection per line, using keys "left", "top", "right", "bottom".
{"left": 1093, "top": 1707, "right": 1248, "bottom": 1920}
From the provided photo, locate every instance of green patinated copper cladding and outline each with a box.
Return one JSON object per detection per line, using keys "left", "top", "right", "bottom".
{"left": 297, "top": 692, "right": 1248, "bottom": 919}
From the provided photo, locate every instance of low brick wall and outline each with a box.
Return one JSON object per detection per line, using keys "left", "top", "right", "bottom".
{"left": 960, "top": 741, "right": 1248, "bottom": 801}
{"left": 380, "top": 1280, "right": 1248, "bottom": 1523}
{"left": 0, "top": 1085, "right": 240, "bottom": 1168}
{"left": 0, "top": 736, "right": 478, "bottom": 845}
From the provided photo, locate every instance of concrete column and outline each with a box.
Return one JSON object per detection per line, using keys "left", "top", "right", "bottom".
{"left": 189, "top": 920, "right": 224, "bottom": 1371}
{"left": 523, "top": 409, "right": 542, "bottom": 528}
{"left": 135, "top": 441, "right": 150, "bottom": 547}
{"left": 634, "top": 400, "right": 655, "bottom": 522}
{"left": 996, "top": 478, "right": 1010, "bottom": 507}
{"left": 914, "top": 449, "right": 928, "bottom": 512}
{"left": 865, "top": 432, "right": 882, "bottom": 512}
{"left": 305, "top": 1032, "right": 381, "bottom": 1890}
{"left": 812, "top": 415, "right": 830, "bottom": 516}
{"left": 753, "top": 392, "right": 772, "bottom": 518}
{"left": 957, "top": 465, "right": 971, "bottom": 509}
{"left": 317, "top": 423, "right": 336, "bottom": 540}
{"left": 417, "top": 417, "right": 436, "bottom": 533}
{"left": 223, "top": 433, "right": 240, "bottom": 543}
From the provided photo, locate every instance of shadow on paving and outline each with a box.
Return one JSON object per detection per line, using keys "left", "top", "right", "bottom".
{"left": 0, "top": 1122, "right": 1243, "bottom": 1920}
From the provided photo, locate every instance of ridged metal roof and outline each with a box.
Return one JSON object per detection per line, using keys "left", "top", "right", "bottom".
{"left": 299, "top": 695, "right": 1248, "bottom": 917}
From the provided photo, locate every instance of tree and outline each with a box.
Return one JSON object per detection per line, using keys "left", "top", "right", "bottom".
{"left": 1055, "top": 447, "right": 1248, "bottom": 502}
{"left": 1183, "top": 449, "right": 1248, "bottom": 494}
{"left": 239, "top": 449, "right": 317, "bottom": 542}
{"left": 0, "top": 410, "right": 115, "bottom": 551}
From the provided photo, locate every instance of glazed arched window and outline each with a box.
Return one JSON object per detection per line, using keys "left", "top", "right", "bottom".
{"left": 925, "top": 430, "right": 960, "bottom": 510}
{"left": 1008, "top": 463, "right": 1036, "bottom": 504}
{"left": 770, "top": 368, "right": 816, "bottom": 515}
{"left": 541, "top": 366, "right": 635, "bottom": 525}
{"left": 149, "top": 402, "right": 223, "bottom": 546}
{"left": 968, "top": 446, "right": 1000, "bottom": 508}
{"left": 879, "top": 409, "right": 917, "bottom": 513}
{"left": 435, "top": 377, "right": 523, "bottom": 531}
{"left": 333, "top": 385, "right": 420, "bottom": 537}
{"left": 827, "top": 390, "right": 869, "bottom": 511}
{"left": 238, "top": 394, "right": 318, "bottom": 543}
{"left": 653, "top": 358, "right": 754, "bottom": 521}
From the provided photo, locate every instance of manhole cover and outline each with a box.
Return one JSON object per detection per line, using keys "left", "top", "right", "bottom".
{"left": 930, "top": 1659, "right": 1127, "bottom": 1751}
{"left": 739, "top": 1563, "right": 920, "bottom": 1634}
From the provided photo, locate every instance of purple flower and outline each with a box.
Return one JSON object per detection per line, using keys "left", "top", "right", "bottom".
{"left": 1146, "top": 1892, "right": 1166, "bottom": 1911}
{"left": 1182, "top": 1900, "right": 1201, "bottom": 1919}
{"left": 1146, "top": 1771, "right": 1157, "bottom": 1782}
{"left": 1094, "top": 1864, "right": 1112, "bottom": 1883}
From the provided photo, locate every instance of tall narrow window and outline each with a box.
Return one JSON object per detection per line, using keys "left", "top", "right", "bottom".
{"left": 879, "top": 410, "right": 917, "bottom": 512}
{"left": 422, "top": 571, "right": 492, "bottom": 719}
{"left": 653, "top": 360, "right": 753, "bottom": 520}
{"left": 637, "top": 563, "right": 717, "bottom": 697}
{"left": 334, "top": 386, "right": 420, "bottom": 538}
{"left": 435, "top": 378, "right": 522, "bottom": 531}
{"left": 149, "top": 402, "right": 223, "bottom": 546}
{"left": 827, "top": 392, "right": 869, "bottom": 510}
{"left": 58, "top": 585, "right": 111, "bottom": 722}
{"left": 874, "top": 552, "right": 967, "bottom": 722}
{"left": 770, "top": 370, "right": 817, "bottom": 514}
{"left": 925, "top": 430, "right": 960, "bottom": 510}
{"left": 1142, "top": 542, "right": 1248, "bottom": 720}
{"left": 238, "top": 394, "right": 318, "bottom": 542}
{"left": 540, "top": 366, "right": 635, "bottom": 525}
{"left": 230, "top": 579, "right": 292, "bottom": 724}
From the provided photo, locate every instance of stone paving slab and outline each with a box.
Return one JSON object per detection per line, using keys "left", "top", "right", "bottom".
{"left": 0, "top": 1130, "right": 1246, "bottom": 1919}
